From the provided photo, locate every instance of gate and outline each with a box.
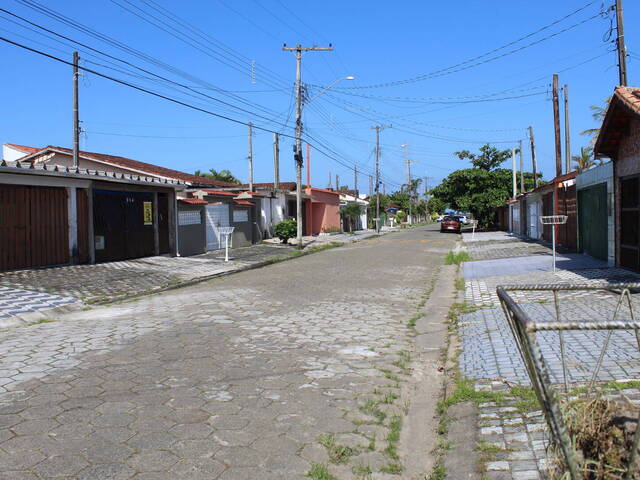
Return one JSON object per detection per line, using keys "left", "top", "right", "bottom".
{"left": 205, "top": 203, "right": 230, "bottom": 251}
{"left": 578, "top": 183, "right": 608, "bottom": 261}
{"left": 0, "top": 184, "right": 69, "bottom": 270}
{"left": 557, "top": 184, "right": 577, "bottom": 251}
{"left": 528, "top": 201, "right": 539, "bottom": 239}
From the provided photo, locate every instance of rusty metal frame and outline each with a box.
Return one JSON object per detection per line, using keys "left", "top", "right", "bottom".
{"left": 497, "top": 283, "right": 640, "bottom": 480}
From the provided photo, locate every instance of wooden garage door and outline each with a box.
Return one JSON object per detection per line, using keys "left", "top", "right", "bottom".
{"left": 0, "top": 184, "right": 69, "bottom": 271}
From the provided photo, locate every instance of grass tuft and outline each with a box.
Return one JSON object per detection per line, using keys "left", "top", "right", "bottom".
{"left": 317, "top": 433, "right": 355, "bottom": 464}
{"left": 306, "top": 463, "right": 337, "bottom": 480}
{"left": 445, "top": 250, "right": 471, "bottom": 265}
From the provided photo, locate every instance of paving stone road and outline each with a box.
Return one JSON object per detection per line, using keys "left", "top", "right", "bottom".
{"left": 0, "top": 225, "right": 454, "bottom": 479}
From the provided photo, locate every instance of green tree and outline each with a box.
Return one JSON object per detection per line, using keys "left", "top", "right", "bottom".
{"left": 572, "top": 146, "right": 597, "bottom": 172}
{"left": 455, "top": 144, "right": 512, "bottom": 171}
{"left": 579, "top": 98, "right": 610, "bottom": 144}
{"left": 194, "top": 168, "right": 241, "bottom": 185}
{"left": 430, "top": 167, "right": 540, "bottom": 229}
{"left": 340, "top": 203, "right": 362, "bottom": 232}
{"left": 427, "top": 197, "right": 446, "bottom": 215}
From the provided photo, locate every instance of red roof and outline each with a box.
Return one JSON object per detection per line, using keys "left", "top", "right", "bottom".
{"left": 613, "top": 86, "right": 640, "bottom": 115}
{"left": 241, "top": 182, "right": 297, "bottom": 191}
{"left": 234, "top": 200, "right": 254, "bottom": 206}
{"left": 178, "top": 198, "right": 208, "bottom": 205}
{"left": 594, "top": 86, "right": 640, "bottom": 158}
{"left": 307, "top": 186, "right": 341, "bottom": 196}
{"left": 4, "top": 143, "right": 40, "bottom": 155}
{"left": 200, "top": 189, "right": 238, "bottom": 196}
{"left": 13, "top": 144, "right": 236, "bottom": 187}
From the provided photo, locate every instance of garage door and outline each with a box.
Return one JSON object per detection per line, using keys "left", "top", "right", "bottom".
{"left": 528, "top": 202, "right": 539, "bottom": 239}
{"left": 578, "top": 183, "right": 607, "bottom": 261}
{"left": 620, "top": 176, "right": 640, "bottom": 270}
{"left": 205, "top": 203, "right": 230, "bottom": 251}
{"left": 0, "top": 184, "right": 69, "bottom": 271}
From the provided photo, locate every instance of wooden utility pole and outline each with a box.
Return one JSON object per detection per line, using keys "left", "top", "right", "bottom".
{"left": 519, "top": 140, "right": 524, "bottom": 193}
{"left": 402, "top": 143, "right": 413, "bottom": 224}
{"left": 336, "top": 174, "right": 339, "bottom": 191}
{"left": 72, "top": 51, "right": 80, "bottom": 168}
{"left": 273, "top": 133, "right": 279, "bottom": 189}
{"left": 528, "top": 126, "right": 538, "bottom": 188}
{"left": 247, "top": 122, "right": 253, "bottom": 191}
{"left": 371, "top": 125, "right": 391, "bottom": 233}
{"left": 282, "top": 44, "right": 333, "bottom": 248}
{"left": 563, "top": 85, "right": 571, "bottom": 173}
{"left": 616, "top": 0, "right": 628, "bottom": 86}
{"left": 306, "top": 143, "right": 311, "bottom": 187}
{"left": 552, "top": 74, "right": 562, "bottom": 178}
{"left": 512, "top": 148, "right": 517, "bottom": 199}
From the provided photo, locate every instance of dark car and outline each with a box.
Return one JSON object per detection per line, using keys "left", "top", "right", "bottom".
{"left": 440, "top": 215, "right": 462, "bottom": 233}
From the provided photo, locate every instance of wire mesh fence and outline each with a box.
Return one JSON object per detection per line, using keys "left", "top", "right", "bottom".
{"left": 497, "top": 283, "right": 640, "bottom": 480}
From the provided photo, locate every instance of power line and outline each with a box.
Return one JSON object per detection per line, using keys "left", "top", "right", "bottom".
{"left": 333, "top": 2, "right": 604, "bottom": 90}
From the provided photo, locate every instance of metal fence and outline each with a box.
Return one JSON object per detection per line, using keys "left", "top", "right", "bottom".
{"left": 497, "top": 283, "right": 640, "bottom": 480}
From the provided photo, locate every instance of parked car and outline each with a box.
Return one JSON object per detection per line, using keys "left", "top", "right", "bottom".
{"left": 440, "top": 215, "right": 462, "bottom": 233}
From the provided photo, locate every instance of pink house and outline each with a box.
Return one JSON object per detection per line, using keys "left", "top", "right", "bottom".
{"left": 304, "top": 187, "right": 341, "bottom": 235}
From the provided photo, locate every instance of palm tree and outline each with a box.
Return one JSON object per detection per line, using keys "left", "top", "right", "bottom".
{"left": 580, "top": 98, "right": 610, "bottom": 144}
{"left": 572, "top": 147, "right": 596, "bottom": 172}
{"left": 194, "top": 168, "right": 241, "bottom": 184}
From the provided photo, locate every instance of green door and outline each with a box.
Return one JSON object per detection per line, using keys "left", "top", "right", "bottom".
{"left": 578, "top": 183, "right": 608, "bottom": 261}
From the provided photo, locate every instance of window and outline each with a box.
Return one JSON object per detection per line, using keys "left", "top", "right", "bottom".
{"left": 233, "top": 208, "right": 249, "bottom": 222}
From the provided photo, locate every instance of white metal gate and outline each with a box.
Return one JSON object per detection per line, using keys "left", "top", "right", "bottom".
{"left": 528, "top": 202, "right": 539, "bottom": 239}
{"left": 205, "top": 203, "right": 230, "bottom": 251}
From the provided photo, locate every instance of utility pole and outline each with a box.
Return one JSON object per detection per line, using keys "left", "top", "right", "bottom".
{"left": 369, "top": 175, "right": 373, "bottom": 197}
{"left": 273, "top": 133, "right": 279, "bottom": 189}
{"left": 283, "top": 43, "right": 333, "bottom": 249}
{"left": 247, "top": 122, "right": 253, "bottom": 192}
{"left": 528, "top": 126, "right": 538, "bottom": 188}
{"left": 72, "top": 51, "right": 80, "bottom": 168}
{"left": 402, "top": 143, "right": 413, "bottom": 224}
{"left": 328, "top": 172, "right": 332, "bottom": 189}
{"left": 563, "top": 84, "right": 571, "bottom": 173}
{"left": 336, "top": 174, "right": 339, "bottom": 191}
{"left": 552, "top": 74, "right": 562, "bottom": 178}
{"left": 519, "top": 140, "right": 524, "bottom": 193}
{"left": 512, "top": 148, "right": 517, "bottom": 199}
{"left": 616, "top": 0, "right": 628, "bottom": 86}
{"left": 371, "top": 125, "right": 391, "bottom": 233}
{"left": 354, "top": 166, "right": 358, "bottom": 195}
{"left": 306, "top": 143, "right": 311, "bottom": 188}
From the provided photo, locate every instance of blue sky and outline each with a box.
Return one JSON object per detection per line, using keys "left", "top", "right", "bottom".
{"left": 1, "top": 0, "right": 638, "bottom": 193}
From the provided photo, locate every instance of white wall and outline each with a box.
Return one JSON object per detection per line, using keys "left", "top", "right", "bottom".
{"left": 2, "top": 144, "right": 30, "bottom": 162}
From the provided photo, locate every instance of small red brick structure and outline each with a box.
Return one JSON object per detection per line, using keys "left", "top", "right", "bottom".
{"left": 595, "top": 86, "right": 640, "bottom": 270}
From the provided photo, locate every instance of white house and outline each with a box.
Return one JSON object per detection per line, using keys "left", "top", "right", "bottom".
{"left": 339, "top": 190, "right": 369, "bottom": 231}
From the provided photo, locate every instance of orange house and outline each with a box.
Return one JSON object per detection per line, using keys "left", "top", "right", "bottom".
{"left": 304, "top": 187, "right": 341, "bottom": 235}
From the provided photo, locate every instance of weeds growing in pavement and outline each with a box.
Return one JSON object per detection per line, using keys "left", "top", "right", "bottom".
{"left": 427, "top": 464, "right": 447, "bottom": 480}
{"left": 306, "top": 463, "right": 337, "bottom": 480}
{"left": 445, "top": 250, "right": 471, "bottom": 265}
{"left": 455, "top": 277, "right": 466, "bottom": 290}
{"left": 380, "top": 462, "right": 403, "bottom": 474}
{"left": 317, "top": 433, "right": 355, "bottom": 464}
{"left": 352, "top": 464, "right": 372, "bottom": 479}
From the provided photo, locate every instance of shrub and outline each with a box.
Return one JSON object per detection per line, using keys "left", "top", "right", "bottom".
{"left": 395, "top": 211, "right": 407, "bottom": 223}
{"left": 274, "top": 219, "right": 297, "bottom": 244}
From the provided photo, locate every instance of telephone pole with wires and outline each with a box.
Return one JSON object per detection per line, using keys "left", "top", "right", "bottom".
{"left": 72, "top": 51, "right": 80, "bottom": 168}
{"left": 563, "top": 84, "right": 571, "bottom": 173}
{"left": 552, "top": 74, "right": 562, "bottom": 177}
{"left": 282, "top": 43, "right": 333, "bottom": 249}
{"left": 372, "top": 125, "right": 392, "bottom": 233}
{"left": 528, "top": 126, "right": 538, "bottom": 189}
{"left": 401, "top": 143, "right": 414, "bottom": 224}
{"left": 616, "top": 0, "right": 628, "bottom": 86}
{"left": 519, "top": 140, "right": 524, "bottom": 194}
{"left": 247, "top": 122, "right": 253, "bottom": 192}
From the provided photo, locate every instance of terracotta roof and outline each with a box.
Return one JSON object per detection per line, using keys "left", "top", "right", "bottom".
{"left": 14, "top": 144, "right": 236, "bottom": 187}
{"left": 4, "top": 143, "right": 40, "bottom": 155}
{"left": 178, "top": 198, "right": 208, "bottom": 205}
{"left": 595, "top": 86, "right": 640, "bottom": 158}
{"left": 306, "top": 186, "right": 341, "bottom": 196}
{"left": 234, "top": 200, "right": 254, "bottom": 206}
{"left": 200, "top": 189, "right": 238, "bottom": 196}
{"left": 241, "top": 182, "right": 297, "bottom": 191}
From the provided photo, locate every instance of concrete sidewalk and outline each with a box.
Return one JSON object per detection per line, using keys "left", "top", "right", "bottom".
{"left": 452, "top": 233, "right": 640, "bottom": 479}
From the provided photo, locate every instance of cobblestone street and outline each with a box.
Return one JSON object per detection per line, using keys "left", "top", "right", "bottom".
{"left": 0, "top": 225, "right": 453, "bottom": 479}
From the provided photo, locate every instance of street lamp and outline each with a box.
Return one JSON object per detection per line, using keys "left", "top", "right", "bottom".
{"left": 306, "top": 76, "right": 355, "bottom": 104}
